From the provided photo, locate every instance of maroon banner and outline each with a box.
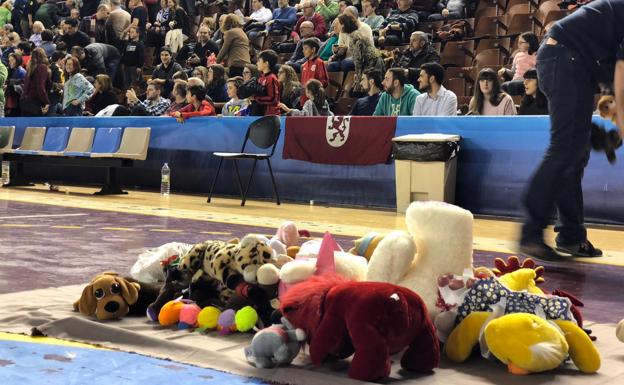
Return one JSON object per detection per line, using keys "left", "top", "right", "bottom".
{"left": 282, "top": 116, "right": 397, "bottom": 165}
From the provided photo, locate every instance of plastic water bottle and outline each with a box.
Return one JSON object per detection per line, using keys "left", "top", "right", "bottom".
{"left": 160, "top": 162, "right": 170, "bottom": 196}
{"left": 1, "top": 161, "right": 9, "bottom": 186}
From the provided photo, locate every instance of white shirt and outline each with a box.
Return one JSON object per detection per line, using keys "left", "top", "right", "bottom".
{"left": 250, "top": 7, "right": 273, "bottom": 23}
{"left": 412, "top": 86, "right": 458, "bottom": 116}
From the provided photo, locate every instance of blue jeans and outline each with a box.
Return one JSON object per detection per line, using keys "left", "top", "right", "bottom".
{"left": 521, "top": 41, "right": 594, "bottom": 246}
{"left": 107, "top": 57, "right": 121, "bottom": 83}
{"left": 63, "top": 104, "right": 83, "bottom": 116}
{"left": 327, "top": 57, "right": 354, "bottom": 72}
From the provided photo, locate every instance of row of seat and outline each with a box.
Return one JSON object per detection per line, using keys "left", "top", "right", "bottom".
{"left": 0, "top": 126, "right": 151, "bottom": 161}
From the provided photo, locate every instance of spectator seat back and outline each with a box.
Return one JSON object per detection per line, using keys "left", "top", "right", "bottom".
{"left": 91, "top": 127, "right": 151, "bottom": 160}
{"left": 0, "top": 126, "right": 15, "bottom": 153}
{"left": 10, "top": 127, "right": 46, "bottom": 154}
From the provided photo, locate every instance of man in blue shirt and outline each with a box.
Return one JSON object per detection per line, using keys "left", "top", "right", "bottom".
{"left": 267, "top": 0, "right": 297, "bottom": 35}
{"left": 520, "top": 0, "right": 624, "bottom": 261}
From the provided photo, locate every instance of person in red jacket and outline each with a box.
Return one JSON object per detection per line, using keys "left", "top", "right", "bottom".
{"left": 251, "top": 50, "right": 281, "bottom": 116}
{"left": 171, "top": 84, "right": 216, "bottom": 122}
{"left": 300, "top": 38, "right": 328, "bottom": 106}
{"left": 293, "top": 0, "right": 327, "bottom": 40}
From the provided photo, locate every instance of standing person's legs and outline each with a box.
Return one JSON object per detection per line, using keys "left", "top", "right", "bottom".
{"left": 520, "top": 41, "right": 595, "bottom": 259}
{"left": 553, "top": 142, "right": 590, "bottom": 245}
{"left": 107, "top": 57, "right": 122, "bottom": 88}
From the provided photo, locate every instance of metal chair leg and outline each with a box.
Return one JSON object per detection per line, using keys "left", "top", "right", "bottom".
{"left": 241, "top": 159, "right": 257, "bottom": 207}
{"left": 232, "top": 159, "right": 245, "bottom": 200}
{"left": 207, "top": 157, "right": 224, "bottom": 203}
{"left": 266, "top": 158, "right": 280, "bottom": 205}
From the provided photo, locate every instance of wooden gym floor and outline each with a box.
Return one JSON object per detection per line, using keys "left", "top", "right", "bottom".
{"left": 2, "top": 184, "right": 624, "bottom": 266}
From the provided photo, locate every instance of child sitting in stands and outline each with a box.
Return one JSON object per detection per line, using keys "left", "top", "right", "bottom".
{"left": 170, "top": 84, "right": 216, "bottom": 122}
{"left": 279, "top": 79, "right": 333, "bottom": 116}
{"left": 222, "top": 76, "right": 249, "bottom": 116}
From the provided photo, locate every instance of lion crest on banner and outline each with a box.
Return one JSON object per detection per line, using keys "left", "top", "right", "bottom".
{"left": 326, "top": 116, "right": 351, "bottom": 148}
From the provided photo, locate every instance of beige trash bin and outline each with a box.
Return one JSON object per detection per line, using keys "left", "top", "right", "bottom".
{"left": 392, "top": 134, "right": 460, "bottom": 213}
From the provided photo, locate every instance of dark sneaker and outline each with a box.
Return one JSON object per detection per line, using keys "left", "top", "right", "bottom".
{"left": 556, "top": 240, "right": 603, "bottom": 258}
{"left": 519, "top": 242, "right": 565, "bottom": 262}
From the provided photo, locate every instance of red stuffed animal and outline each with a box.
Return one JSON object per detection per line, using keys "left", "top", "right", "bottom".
{"left": 280, "top": 273, "right": 440, "bottom": 381}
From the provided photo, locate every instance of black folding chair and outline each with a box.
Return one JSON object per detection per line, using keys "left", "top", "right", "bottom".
{"left": 207, "top": 115, "right": 281, "bottom": 206}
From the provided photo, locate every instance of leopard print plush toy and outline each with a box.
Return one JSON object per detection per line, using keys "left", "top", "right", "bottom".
{"left": 178, "top": 235, "right": 275, "bottom": 296}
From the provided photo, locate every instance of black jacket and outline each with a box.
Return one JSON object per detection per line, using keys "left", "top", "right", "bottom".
{"left": 60, "top": 30, "right": 91, "bottom": 51}
{"left": 152, "top": 61, "right": 183, "bottom": 97}
{"left": 350, "top": 93, "right": 381, "bottom": 116}
{"left": 381, "top": 8, "right": 420, "bottom": 43}
{"left": 395, "top": 44, "right": 441, "bottom": 86}
{"left": 88, "top": 90, "right": 119, "bottom": 114}
{"left": 122, "top": 40, "right": 145, "bottom": 67}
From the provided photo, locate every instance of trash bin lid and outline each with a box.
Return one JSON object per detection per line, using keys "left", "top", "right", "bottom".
{"left": 392, "top": 133, "right": 461, "bottom": 142}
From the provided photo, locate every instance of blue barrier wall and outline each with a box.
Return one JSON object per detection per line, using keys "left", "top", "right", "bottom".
{"left": 4, "top": 116, "right": 624, "bottom": 224}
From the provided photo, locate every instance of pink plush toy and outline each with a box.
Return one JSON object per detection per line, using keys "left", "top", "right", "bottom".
{"left": 178, "top": 303, "right": 202, "bottom": 330}
{"left": 275, "top": 222, "right": 300, "bottom": 247}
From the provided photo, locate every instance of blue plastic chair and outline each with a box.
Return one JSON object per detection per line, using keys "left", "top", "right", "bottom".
{"left": 65, "top": 127, "right": 123, "bottom": 157}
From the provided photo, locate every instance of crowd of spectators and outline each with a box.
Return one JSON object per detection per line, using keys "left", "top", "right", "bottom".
{"left": 0, "top": 0, "right": 594, "bottom": 120}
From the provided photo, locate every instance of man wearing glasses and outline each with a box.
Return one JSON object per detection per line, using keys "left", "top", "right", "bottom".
{"left": 293, "top": 0, "right": 327, "bottom": 40}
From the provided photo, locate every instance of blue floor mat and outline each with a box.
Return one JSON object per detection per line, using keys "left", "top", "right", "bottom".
{"left": 0, "top": 340, "right": 269, "bottom": 385}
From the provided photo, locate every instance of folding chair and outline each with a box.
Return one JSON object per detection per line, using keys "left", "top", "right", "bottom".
{"left": 207, "top": 115, "right": 281, "bottom": 206}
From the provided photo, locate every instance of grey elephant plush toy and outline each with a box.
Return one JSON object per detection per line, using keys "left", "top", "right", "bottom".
{"left": 244, "top": 317, "right": 306, "bottom": 368}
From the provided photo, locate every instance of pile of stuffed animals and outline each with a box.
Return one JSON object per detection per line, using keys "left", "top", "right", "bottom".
{"left": 74, "top": 201, "right": 606, "bottom": 382}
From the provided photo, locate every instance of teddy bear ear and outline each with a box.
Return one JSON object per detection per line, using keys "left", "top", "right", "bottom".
{"left": 76, "top": 283, "right": 97, "bottom": 316}
{"left": 115, "top": 277, "right": 140, "bottom": 306}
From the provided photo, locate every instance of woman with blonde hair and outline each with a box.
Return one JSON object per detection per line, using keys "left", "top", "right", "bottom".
{"left": 29, "top": 21, "right": 45, "bottom": 47}
{"left": 215, "top": 13, "right": 250, "bottom": 77}
{"left": 192, "top": 65, "right": 210, "bottom": 85}
{"left": 21, "top": 47, "right": 50, "bottom": 116}
{"left": 278, "top": 64, "right": 302, "bottom": 109}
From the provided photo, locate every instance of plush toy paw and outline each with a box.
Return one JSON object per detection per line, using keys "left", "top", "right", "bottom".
{"left": 616, "top": 319, "right": 624, "bottom": 343}
{"left": 492, "top": 256, "right": 545, "bottom": 284}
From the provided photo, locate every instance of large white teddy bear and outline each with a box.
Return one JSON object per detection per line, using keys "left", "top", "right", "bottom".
{"left": 367, "top": 201, "right": 474, "bottom": 319}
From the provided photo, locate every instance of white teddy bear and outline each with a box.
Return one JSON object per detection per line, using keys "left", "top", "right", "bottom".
{"left": 367, "top": 201, "right": 474, "bottom": 319}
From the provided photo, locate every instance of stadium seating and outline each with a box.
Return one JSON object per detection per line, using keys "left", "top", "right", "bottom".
{"left": 0, "top": 126, "right": 151, "bottom": 195}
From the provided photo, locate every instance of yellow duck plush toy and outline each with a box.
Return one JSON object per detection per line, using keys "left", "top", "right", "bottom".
{"left": 440, "top": 269, "right": 601, "bottom": 375}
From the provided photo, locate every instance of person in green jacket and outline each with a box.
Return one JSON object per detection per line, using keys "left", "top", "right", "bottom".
{"left": 373, "top": 68, "right": 420, "bottom": 116}
{"left": 0, "top": 61, "right": 7, "bottom": 117}
{"left": 34, "top": 0, "right": 60, "bottom": 29}
{"left": 0, "top": 2, "right": 12, "bottom": 28}
{"left": 315, "top": 0, "right": 339, "bottom": 25}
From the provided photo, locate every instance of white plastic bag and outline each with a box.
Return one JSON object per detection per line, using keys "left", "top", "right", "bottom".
{"left": 130, "top": 242, "right": 193, "bottom": 284}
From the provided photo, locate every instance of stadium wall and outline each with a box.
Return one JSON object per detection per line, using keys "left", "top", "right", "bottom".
{"left": 6, "top": 116, "right": 624, "bottom": 225}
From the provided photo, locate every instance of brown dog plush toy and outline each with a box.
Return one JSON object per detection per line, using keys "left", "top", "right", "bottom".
{"left": 74, "top": 272, "right": 160, "bottom": 321}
